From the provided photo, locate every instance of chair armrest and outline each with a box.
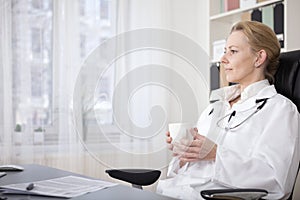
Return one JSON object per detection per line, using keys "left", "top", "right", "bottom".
{"left": 105, "top": 169, "right": 161, "bottom": 186}
{"left": 200, "top": 188, "right": 268, "bottom": 200}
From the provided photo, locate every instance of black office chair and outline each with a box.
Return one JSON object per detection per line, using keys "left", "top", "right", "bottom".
{"left": 106, "top": 49, "right": 300, "bottom": 199}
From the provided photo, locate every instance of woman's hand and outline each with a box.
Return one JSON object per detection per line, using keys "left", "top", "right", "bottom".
{"left": 166, "top": 128, "right": 216, "bottom": 167}
{"left": 177, "top": 134, "right": 217, "bottom": 163}
{"left": 165, "top": 128, "right": 196, "bottom": 156}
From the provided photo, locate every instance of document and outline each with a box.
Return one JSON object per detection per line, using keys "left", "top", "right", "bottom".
{"left": 0, "top": 175, "right": 118, "bottom": 198}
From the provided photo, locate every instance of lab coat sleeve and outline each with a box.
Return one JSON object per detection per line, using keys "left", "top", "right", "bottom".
{"left": 213, "top": 98, "right": 299, "bottom": 198}
{"left": 166, "top": 157, "right": 189, "bottom": 177}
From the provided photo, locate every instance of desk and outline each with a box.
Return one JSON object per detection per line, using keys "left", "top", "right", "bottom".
{"left": 0, "top": 164, "right": 176, "bottom": 200}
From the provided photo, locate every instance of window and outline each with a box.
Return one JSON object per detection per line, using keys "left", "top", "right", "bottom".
{"left": 12, "top": 0, "right": 53, "bottom": 128}
{"left": 11, "top": 0, "right": 115, "bottom": 144}
{"left": 79, "top": 0, "right": 115, "bottom": 126}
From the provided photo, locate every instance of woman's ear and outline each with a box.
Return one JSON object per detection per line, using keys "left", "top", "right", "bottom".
{"left": 255, "top": 50, "right": 267, "bottom": 68}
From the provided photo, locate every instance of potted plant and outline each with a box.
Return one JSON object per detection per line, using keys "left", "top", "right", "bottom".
{"left": 33, "top": 127, "right": 45, "bottom": 145}
{"left": 14, "top": 124, "right": 23, "bottom": 145}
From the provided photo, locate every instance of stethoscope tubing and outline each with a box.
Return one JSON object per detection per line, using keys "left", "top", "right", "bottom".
{"left": 214, "top": 98, "right": 269, "bottom": 131}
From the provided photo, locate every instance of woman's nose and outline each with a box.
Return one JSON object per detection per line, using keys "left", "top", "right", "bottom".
{"left": 220, "top": 53, "right": 228, "bottom": 64}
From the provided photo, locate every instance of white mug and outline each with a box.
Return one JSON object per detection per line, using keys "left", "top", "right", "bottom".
{"left": 168, "top": 122, "right": 194, "bottom": 144}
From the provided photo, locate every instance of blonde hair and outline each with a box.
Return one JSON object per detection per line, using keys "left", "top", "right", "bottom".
{"left": 230, "top": 21, "right": 281, "bottom": 84}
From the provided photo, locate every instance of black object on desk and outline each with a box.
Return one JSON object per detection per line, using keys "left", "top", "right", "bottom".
{"left": 0, "top": 173, "right": 6, "bottom": 179}
{"left": 26, "top": 183, "right": 35, "bottom": 191}
{"left": 0, "top": 164, "right": 176, "bottom": 200}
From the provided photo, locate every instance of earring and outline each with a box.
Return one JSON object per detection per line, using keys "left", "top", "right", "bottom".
{"left": 255, "top": 63, "right": 259, "bottom": 68}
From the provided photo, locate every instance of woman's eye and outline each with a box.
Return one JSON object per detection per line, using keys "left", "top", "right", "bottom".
{"left": 230, "top": 50, "right": 238, "bottom": 54}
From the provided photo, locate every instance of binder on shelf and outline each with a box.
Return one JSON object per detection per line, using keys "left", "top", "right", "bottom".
{"left": 210, "top": 62, "right": 220, "bottom": 91}
{"left": 273, "top": 3, "right": 284, "bottom": 34}
{"left": 220, "top": 0, "right": 225, "bottom": 13}
{"left": 262, "top": 5, "right": 274, "bottom": 29}
{"left": 251, "top": 9, "right": 262, "bottom": 22}
{"left": 273, "top": 3, "right": 284, "bottom": 48}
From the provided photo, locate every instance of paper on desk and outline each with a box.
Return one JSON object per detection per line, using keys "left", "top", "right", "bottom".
{"left": 0, "top": 175, "right": 118, "bottom": 198}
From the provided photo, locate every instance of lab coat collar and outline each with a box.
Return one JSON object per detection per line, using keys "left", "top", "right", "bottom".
{"left": 240, "top": 79, "right": 270, "bottom": 101}
{"left": 210, "top": 79, "right": 277, "bottom": 103}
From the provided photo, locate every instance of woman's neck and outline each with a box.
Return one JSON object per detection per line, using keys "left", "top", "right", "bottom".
{"left": 229, "top": 94, "right": 241, "bottom": 107}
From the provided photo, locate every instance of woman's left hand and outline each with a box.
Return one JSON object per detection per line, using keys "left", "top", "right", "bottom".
{"left": 175, "top": 134, "right": 217, "bottom": 163}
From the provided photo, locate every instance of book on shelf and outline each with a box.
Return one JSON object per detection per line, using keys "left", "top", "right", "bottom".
{"left": 274, "top": 3, "right": 284, "bottom": 48}
{"left": 240, "top": 0, "right": 257, "bottom": 9}
{"left": 262, "top": 5, "right": 274, "bottom": 29}
{"left": 251, "top": 8, "right": 262, "bottom": 22}
{"left": 222, "top": 0, "right": 240, "bottom": 12}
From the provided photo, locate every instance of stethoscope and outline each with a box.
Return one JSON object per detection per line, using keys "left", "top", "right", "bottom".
{"left": 212, "top": 98, "right": 269, "bottom": 132}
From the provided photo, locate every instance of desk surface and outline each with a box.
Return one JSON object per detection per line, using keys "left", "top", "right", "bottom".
{"left": 0, "top": 164, "right": 176, "bottom": 200}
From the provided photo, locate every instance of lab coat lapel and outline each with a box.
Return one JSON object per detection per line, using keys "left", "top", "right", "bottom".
{"left": 232, "top": 85, "right": 277, "bottom": 111}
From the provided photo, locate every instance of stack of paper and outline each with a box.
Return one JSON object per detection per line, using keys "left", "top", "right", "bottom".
{"left": 0, "top": 175, "right": 118, "bottom": 198}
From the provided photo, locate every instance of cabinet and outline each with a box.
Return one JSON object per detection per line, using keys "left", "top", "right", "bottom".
{"left": 209, "top": 0, "right": 300, "bottom": 87}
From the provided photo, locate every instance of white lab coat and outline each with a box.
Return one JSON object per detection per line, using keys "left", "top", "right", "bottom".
{"left": 157, "top": 80, "right": 300, "bottom": 200}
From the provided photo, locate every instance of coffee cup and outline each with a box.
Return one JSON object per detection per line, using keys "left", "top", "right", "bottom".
{"left": 168, "top": 122, "right": 194, "bottom": 145}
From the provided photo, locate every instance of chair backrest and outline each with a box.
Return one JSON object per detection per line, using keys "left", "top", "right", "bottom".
{"left": 274, "top": 49, "right": 300, "bottom": 200}
{"left": 275, "top": 50, "right": 300, "bottom": 112}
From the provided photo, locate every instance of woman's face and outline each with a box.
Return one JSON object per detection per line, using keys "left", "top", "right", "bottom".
{"left": 221, "top": 30, "right": 264, "bottom": 88}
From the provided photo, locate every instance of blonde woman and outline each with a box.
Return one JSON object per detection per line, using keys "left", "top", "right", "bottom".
{"left": 157, "top": 21, "right": 299, "bottom": 200}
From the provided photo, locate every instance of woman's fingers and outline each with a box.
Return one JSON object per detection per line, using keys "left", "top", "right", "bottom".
{"left": 189, "top": 127, "right": 198, "bottom": 138}
{"left": 166, "top": 131, "right": 170, "bottom": 137}
{"left": 166, "top": 131, "right": 173, "bottom": 144}
{"left": 166, "top": 137, "right": 172, "bottom": 144}
{"left": 180, "top": 152, "right": 199, "bottom": 160}
{"left": 179, "top": 157, "right": 199, "bottom": 163}
{"left": 194, "top": 133, "right": 205, "bottom": 140}
{"left": 167, "top": 143, "right": 174, "bottom": 151}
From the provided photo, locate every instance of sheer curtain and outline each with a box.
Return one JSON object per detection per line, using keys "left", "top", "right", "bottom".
{"left": 0, "top": 0, "right": 118, "bottom": 169}
{"left": 0, "top": 0, "right": 13, "bottom": 156}
{"left": 0, "top": 0, "right": 209, "bottom": 184}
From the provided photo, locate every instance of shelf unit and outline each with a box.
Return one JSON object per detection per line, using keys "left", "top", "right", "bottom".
{"left": 209, "top": 0, "right": 300, "bottom": 62}
{"left": 210, "top": 0, "right": 282, "bottom": 20}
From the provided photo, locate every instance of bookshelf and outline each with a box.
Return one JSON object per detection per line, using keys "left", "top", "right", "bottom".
{"left": 209, "top": 0, "right": 300, "bottom": 62}
{"left": 210, "top": 0, "right": 283, "bottom": 20}
{"left": 209, "top": 0, "right": 300, "bottom": 86}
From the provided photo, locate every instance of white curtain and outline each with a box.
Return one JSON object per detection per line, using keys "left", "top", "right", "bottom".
{"left": 51, "top": 0, "right": 81, "bottom": 147}
{"left": 0, "top": 0, "right": 13, "bottom": 155}
{"left": 0, "top": 0, "right": 209, "bottom": 181}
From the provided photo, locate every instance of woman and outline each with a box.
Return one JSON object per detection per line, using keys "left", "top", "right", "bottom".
{"left": 157, "top": 21, "right": 300, "bottom": 200}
